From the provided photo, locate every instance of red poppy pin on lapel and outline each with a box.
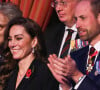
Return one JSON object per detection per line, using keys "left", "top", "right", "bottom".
{"left": 25, "top": 69, "right": 32, "bottom": 79}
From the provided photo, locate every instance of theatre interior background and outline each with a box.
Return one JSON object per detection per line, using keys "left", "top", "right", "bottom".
{"left": 0, "top": 0, "right": 60, "bottom": 31}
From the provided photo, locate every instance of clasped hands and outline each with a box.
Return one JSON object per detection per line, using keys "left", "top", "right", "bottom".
{"left": 47, "top": 54, "right": 83, "bottom": 89}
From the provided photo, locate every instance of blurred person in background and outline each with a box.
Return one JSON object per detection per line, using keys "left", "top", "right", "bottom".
{"left": 44, "top": 0, "right": 88, "bottom": 58}
{"left": 0, "top": 2, "right": 22, "bottom": 53}
{"left": 44, "top": 0, "right": 88, "bottom": 89}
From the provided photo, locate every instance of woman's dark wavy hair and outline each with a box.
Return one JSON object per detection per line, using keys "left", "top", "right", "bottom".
{"left": 0, "top": 17, "right": 47, "bottom": 89}
{"left": 4, "top": 17, "right": 47, "bottom": 60}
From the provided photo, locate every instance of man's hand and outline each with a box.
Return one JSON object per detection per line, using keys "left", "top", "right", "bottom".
{"left": 47, "top": 54, "right": 84, "bottom": 84}
{"left": 63, "top": 55, "right": 84, "bottom": 83}
{"left": 47, "top": 54, "right": 72, "bottom": 89}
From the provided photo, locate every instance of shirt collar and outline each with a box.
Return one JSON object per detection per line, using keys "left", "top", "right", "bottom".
{"left": 65, "top": 24, "right": 77, "bottom": 32}
{"left": 89, "top": 41, "right": 100, "bottom": 52}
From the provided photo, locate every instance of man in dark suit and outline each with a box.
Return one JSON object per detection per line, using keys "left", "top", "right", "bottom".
{"left": 47, "top": 0, "right": 100, "bottom": 89}
{"left": 45, "top": 0, "right": 88, "bottom": 89}
{"left": 44, "top": 0, "right": 88, "bottom": 58}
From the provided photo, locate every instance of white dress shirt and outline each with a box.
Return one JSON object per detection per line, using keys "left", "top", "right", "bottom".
{"left": 58, "top": 24, "right": 77, "bottom": 58}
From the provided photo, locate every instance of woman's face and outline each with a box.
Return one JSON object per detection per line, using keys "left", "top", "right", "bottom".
{"left": 8, "top": 25, "right": 35, "bottom": 60}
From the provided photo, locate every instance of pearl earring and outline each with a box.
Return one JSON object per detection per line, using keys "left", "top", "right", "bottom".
{"left": 32, "top": 47, "right": 34, "bottom": 53}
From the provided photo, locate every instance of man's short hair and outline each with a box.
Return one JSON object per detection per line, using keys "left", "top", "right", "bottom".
{"left": 0, "top": 2, "right": 22, "bottom": 20}
{"left": 91, "top": 0, "right": 100, "bottom": 17}
{"left": 85, "top": 0, "right": 100, "bottom": 17}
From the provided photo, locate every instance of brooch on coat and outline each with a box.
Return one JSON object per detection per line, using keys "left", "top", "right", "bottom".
{"left": 25, "top": 65, "right": 34, "bottom": 79}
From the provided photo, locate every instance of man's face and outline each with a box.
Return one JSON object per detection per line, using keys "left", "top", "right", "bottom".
{"left": 0, "top": 13, "right": 9, "bottom": 45}
{"left": 75, "top": 1, "right": 100, "bottom": 42}
{"left": 54, "top": 0, "right": 78, "bottom": 25}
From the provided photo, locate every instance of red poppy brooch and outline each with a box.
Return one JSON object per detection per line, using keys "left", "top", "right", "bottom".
{"left": 25, "top": 69, "right": 32, "bottom": 79}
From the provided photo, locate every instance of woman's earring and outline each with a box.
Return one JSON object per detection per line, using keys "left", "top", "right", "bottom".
{"left": 32, "top": 47, "right": 34, "bottom": 53}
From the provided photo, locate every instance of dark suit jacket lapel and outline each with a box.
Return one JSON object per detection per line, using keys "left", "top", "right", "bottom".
{"left": 44, "top": 22, "right": 65, "bottom": 56}
{"left": 55, "top": 24, "right": 65, "bottom": 55}
{"left": 17, "top": 61, "right": 35, "bottom": 90}
{"left": 70, "top": 46, "right": 89, "bottom": 74}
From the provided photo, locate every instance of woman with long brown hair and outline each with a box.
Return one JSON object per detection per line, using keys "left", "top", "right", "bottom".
{"left": 2, "top": 17, "right": 58, "bottom": 90}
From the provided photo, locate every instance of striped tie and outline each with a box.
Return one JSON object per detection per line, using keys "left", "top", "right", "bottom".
{"left": 86, "top": 47, "right": 98, "bottom": 75}
{"left": 60, "top": 29, "right": 74, "bottom": 58}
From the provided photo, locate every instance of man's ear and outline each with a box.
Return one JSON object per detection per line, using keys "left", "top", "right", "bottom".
{"left": 97, "top": 13, "right": 100, "bottom": 24}
{"left": 31, "top": 37, "right": 38, "bottom": 48}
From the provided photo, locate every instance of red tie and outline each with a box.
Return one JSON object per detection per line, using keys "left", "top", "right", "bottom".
{"left": 60, "top": 29, "right": 74, "bottom": 58}
{"left": 86, "top": 47, "right": 98, "bottom": 75}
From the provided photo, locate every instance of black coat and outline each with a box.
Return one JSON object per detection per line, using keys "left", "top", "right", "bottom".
{"left": 5, "top": 59, "right": 59, "bottom": 90}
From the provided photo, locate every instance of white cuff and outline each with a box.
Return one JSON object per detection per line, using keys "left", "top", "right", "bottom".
{"left": 74, "top": 75, "right": 86, "bottom": 89}
{"left": 59, "top": 84, "right": 73, "bottom": 90}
